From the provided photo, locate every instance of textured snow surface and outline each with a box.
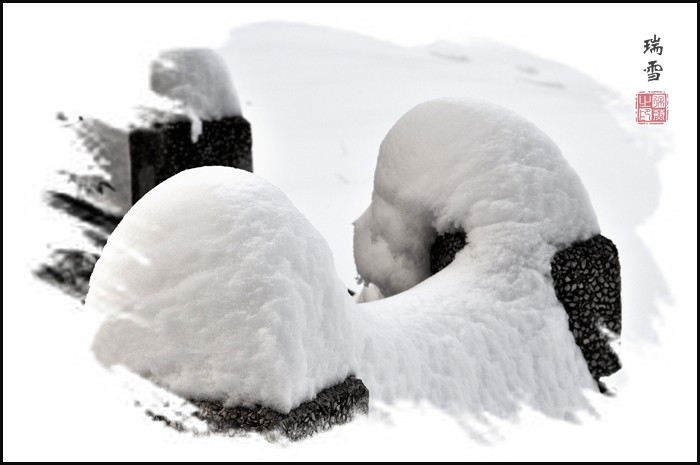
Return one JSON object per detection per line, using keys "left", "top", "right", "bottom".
{"left": 150, "top": 48, "right": 242, "bottom": 123}
{"left": 88, "top": 167, "right": 356, "bottom": 413}
{"left": 351, "top": 99, "right": 600, "bottom": 417}
{"left": 88, "top": 101, "right": 601, "bottom": 418}
{"left": 355, "top": 98, "right": 600, "bottom": 297}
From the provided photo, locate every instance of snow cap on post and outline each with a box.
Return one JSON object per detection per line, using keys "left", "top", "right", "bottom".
{"left": 150, "top": 48, "right": 242, "bottom": 121}
{"left": 87, "top": 167, "right": 356, "bottom": 413}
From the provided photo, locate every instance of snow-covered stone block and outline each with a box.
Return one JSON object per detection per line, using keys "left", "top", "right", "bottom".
{"left": 88, "top": 167, "right": 358, "bottom": 414}
{"left": 353, "top": 99, "right": 610, "bottom": 415}
{"left": 428, "top": 230, "right": 623, "bottom": 385}
{"left": 130, "top": 48, "right": 252, "bottom": 203}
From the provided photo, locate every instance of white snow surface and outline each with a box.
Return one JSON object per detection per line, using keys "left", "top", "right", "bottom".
{"left": 87, "top": 167, "right": 356, "bottom": 413}
{"left": 150, "top": 48, "right": 242, "bottom": 138}
{"left": 88, "top": 101, "right": 600, "bottom": 419}
{"left": 5, "top": 13, "right": 696, "bottom": 461}
{"left": 350, "top": 99, "right": 599, "bottom": 417}
{"left": 354, "top": 98, "right": 600, "bottom": 297}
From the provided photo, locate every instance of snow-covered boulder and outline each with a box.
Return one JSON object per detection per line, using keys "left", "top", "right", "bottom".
{"left": 88, "top": 167, "right": 356, "bottom": 413}
{"left": 352, "top": 99, "right": 602, "bottom": 417}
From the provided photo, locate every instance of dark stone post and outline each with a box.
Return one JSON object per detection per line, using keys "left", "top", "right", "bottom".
{"left": 551, "top": 235, "right": 622, "bottom": 383}
{"left": 129, "top": 115, "right": 252, "bottom": 204}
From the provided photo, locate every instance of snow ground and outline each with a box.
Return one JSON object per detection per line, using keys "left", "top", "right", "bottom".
{"left": 3, "top": 7, "right": 697, "bottom": 462}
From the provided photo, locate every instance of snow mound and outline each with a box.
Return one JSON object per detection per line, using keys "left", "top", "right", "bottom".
{"left": 87, "top": 167, "right": 356, "bottom": 413}
{"left": 348, "top": 99, "right": 601, "bottom": 418}
{"left": 354, "top": 98, "right": 599, "bottom": 297}
{"left": 150, "top": 48, "right": 241, "bottom": 138}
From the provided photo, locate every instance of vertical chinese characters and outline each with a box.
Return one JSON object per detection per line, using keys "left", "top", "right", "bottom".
{"left": 643, "top": 34, "right": 664, "bottom": 82}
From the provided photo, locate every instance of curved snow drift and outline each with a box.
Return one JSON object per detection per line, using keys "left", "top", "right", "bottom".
{"left": 355, "top": 98, "right": 599, "bottom": 297}
{"left": 89, "top": 99, "right": 601, "bottom": 421}
{"left": 351, "top": 99, "right": 600, "bottom": 418}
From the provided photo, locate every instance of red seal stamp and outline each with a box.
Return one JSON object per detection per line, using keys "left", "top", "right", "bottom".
{"left": 636, "top": 91, "right": 668, "bottom": 124}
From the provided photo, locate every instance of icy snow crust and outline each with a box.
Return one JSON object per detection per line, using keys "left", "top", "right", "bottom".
{"left": 89, "top": 100, "right": 601, "bottom": 418}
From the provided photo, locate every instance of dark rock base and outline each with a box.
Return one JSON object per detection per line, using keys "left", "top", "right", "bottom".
{"left": 551, "top": 234, "right": 622, "bottom": 381}
{"left": 430, "top": 230, "right": 468, "bottom": 275}
{"left": 190, "top": 376, "right": 369, "bottom": 441}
